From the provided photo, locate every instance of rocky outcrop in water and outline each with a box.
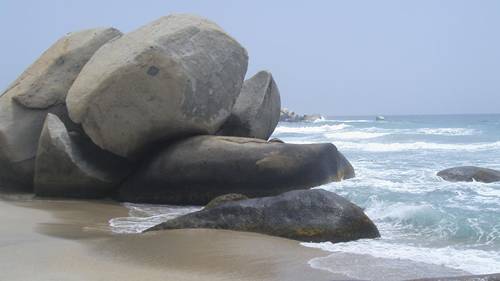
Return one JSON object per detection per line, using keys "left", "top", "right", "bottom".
{"left": 119, "top": 135, "right": 354, "bottom": 204}
{"left": 146, "top": 189, "right": 380, "bottom": 243}
{"left": 437, "top": 166, "right": 500, "bottom": 183}
{"left": 280, "top": 108, "right": 324, "bottom": 122}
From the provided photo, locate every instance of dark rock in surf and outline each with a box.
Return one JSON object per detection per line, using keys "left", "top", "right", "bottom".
{"left": 437, "top": 166, "right": 500, "bottom": 183}
{"left": 145, "top": 189, "right": 380, "bottom": 243}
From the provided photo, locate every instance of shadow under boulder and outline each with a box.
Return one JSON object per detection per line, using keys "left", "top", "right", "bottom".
{"left": 145, "top": 189, "right": 380, "bottom": 243}
{"left": 119, "top": 135, "right": 355, "bottom": 205}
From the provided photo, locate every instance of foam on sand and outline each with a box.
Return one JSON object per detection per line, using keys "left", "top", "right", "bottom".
{"left": 302, "top": 239, "right": 500, "bottom": 275}
{"left": 109, "top": 203, "right": 201, "bottom": 233}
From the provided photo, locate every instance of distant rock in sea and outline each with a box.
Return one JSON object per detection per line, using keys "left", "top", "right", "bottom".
{"left": 280, "top": 108, "right": 324, "bottom": 122}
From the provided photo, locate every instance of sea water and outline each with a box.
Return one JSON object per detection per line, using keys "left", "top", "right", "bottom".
{"left": 110, "top": 114, "right": 500, "bottom": 278}
{"left": 275, "top": 114, "right": 500, "bottom": 276}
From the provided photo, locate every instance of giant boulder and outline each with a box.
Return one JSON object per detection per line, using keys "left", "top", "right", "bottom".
{"left": 0, "top": 28, "right": 122, "bottom": 190}
{"left": 119, "top": 135, "right": 355, "bottom": 204}
{"left": 146, "top": 189, "right": 380, "bottom": 243}
{"left": 437, "top": 166, "right": 500, "bottom": 183}
{"left": 66, "top": 14, "right": 249, "bottom": 158}
{"left": 217, "top": 71, "right": 280, "bottom": 140}
{"left": 34, "top": 114, "right": 132, "bottom": 198}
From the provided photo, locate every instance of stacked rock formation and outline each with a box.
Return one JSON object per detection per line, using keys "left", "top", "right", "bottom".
{"left": 0, "top": 14, "right": 377, "bottom": 243}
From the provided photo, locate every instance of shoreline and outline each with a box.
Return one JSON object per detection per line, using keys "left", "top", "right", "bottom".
{"left": 0, "top": 194, "right": 341, "bottom": 281}
{"left": 1, "top": 192, "right": 498, "bottom": 281}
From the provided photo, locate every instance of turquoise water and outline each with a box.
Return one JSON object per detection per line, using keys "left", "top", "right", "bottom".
{"left": 273, "top": 114, "right": 500, "bottom": 274}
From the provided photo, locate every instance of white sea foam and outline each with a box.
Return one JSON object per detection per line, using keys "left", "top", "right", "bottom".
{"left": 312, "top": 116, "right": 327, "bottom": 123}
{"left": 273, "top": 123, "right": 350, "bottom": 134}
{"left": 334, "top": 141, "right": 500, "bottom": 152}
{"left": 416, "top": 128, "right": 478, "bottom": 136}
{"left": 306, "top": 252, "right": 467, "bottom": 281}
{"left": 302, "top": 240, "right": 500, "bottom": 274}
{"left": 329, "top": 119, "right": 373, "bottom": 123}
{"left": 366, "top": 202, "right": 439, "bottom": 223}
{"left": 109, "top": 203, "right": 201, "bottom": 234}
{"left": 325, "top": 131, "right": 389, "bottom": 140}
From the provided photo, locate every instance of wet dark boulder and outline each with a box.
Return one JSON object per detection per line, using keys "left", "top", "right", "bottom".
{"left": 437, "top": 166, "right": 500, "bottom": 183}
{"left": 204, "top": 193, "right": 248, "bottom": 209}
{"left": 119, "top": 135, "right": 354, "bottom": 205}
{"left": 146, "top": 189, "right": 380, "bottom": 243}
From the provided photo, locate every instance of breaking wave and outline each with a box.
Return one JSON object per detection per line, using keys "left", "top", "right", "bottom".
{"left": 303, "top": 240, "right": 500, "bottom": 274}
{"left": 109, "top": 203, "right": 201, "bottom": 234}
{"left": 333, "top": 141, "right": 500, "bottom": 152}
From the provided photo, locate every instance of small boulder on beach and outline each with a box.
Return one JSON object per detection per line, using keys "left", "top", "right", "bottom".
{"left": 119, "top": 135, "right": 355, "bottom": 205}
{"left": 145, "top": 189, "right": 380, "bottom": 243}
{"left": 437, "top": 166, "right": 500, "bottom": 183}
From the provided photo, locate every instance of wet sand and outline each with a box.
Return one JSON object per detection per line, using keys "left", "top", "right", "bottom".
{"left": 0, "top": 194, "right": 343, "bottom": 281}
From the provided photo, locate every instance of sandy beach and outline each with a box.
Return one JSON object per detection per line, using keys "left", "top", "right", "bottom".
{"left": 0, "top": 193, "right": 344, "bottom": 281}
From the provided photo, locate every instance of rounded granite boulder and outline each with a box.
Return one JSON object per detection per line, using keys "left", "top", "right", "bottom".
{"left": 34, "top": 114, "right": 132, "bottom": 198}
{"left": 217, "top": 71, "right": 281, "bottom": 140}
{"left": 66, "top": 14, "right": 249, "bottom": 158}
{"left": 119, "top": 135, "right": 355, "bottom": 205}
{"left": 0, "top": 28, "right": 122, "bottom": 190}
{"left": 146, "top": 189, "right": 380, "bottom": 243}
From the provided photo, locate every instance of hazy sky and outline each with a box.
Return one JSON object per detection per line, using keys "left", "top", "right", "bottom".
{"left": 1, "top": 1, "right": 499, "bottom": 116}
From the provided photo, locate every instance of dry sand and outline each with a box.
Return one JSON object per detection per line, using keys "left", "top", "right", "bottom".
{"left": 0, "top": 193, "right": 345, "bottom": 281}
